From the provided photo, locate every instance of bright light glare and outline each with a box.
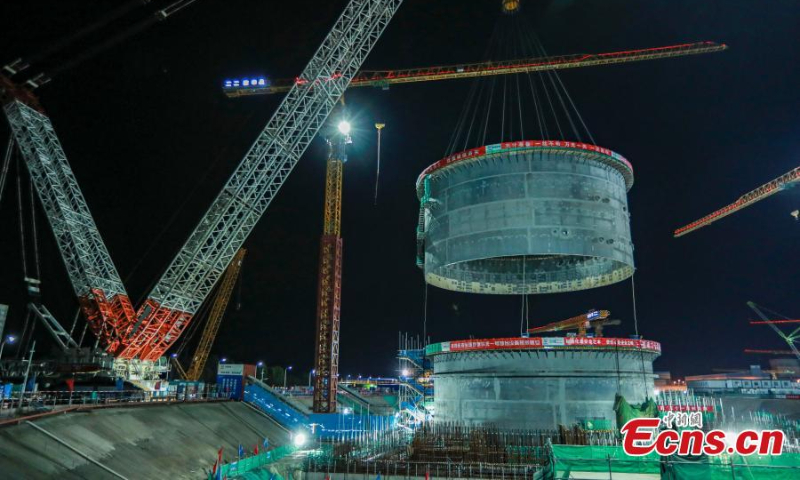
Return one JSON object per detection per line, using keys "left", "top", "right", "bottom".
{"left": 6, "top": 335, "right": 16, "bottom": 344}
{"left": 402, "top": 369, "right": 410, "bottom": 377}
{"left": 337, "top": 120, "right": 351, "bottom": 135}
{"left": 293, "top": 433, "right": 308, "bottom": 447}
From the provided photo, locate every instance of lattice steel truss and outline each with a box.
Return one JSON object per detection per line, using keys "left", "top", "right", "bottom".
{"left": 2, "top": 0, "right": 404, "bottom": 362}
{"left": 3, "top": 100, "right": 135, "bottom": 349}
{"left": 224, "top": 41, "right": 727, "bottom": 98}
{"left": 118, "top": 0, "right": 404, "bottom": 360}
{"left": 4, "top": 101, "right": 127, "bottom": 299}
{"left": 674, "top": 166, "right": 800, "bottom": 237}
{"left": 185, "top": 248, "right": 247, "bottom": 381}
{"left": 313, "top": 139, "right": 346, "bottom": 413}
{"left": 323, "top": 158, "right": 344, "bottom": 237}
{"left": 313, "top": 235, "right": 343, "bottom": 412}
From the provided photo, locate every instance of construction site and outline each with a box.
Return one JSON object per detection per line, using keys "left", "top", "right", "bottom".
{"left": 0, "top": 0, "right": 798, "bottom": 478}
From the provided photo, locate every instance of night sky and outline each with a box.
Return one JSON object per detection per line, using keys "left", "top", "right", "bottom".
{"left": 1, "top": 0, "right": 798, "bottom": 380}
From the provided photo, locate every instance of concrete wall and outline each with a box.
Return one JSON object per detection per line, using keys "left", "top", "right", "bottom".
{"left": 0, "top": 401, "right": 289, "bottom": 479}
{"left": 434, "top": 349, "right": 658, "bottom": 430}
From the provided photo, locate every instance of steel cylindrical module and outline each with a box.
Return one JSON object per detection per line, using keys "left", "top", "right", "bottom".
{"left": 416, "top": 141, "right": 635, "bottom": 294}
{"left": 427, "top": 337, "right": 661, "bottom": 430}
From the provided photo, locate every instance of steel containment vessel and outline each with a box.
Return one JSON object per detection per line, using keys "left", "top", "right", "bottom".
{"left": 416, "top": 140, "right": 635, "bottom": 294}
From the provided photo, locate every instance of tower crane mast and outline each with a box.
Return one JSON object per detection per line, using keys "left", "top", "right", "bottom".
{"left": 313, "top": 124, "right": 349, "bottom": 413}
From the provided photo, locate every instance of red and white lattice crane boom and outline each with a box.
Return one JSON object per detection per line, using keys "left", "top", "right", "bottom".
{"left": 2, "top": 0, "right": 404, "bottom": 365}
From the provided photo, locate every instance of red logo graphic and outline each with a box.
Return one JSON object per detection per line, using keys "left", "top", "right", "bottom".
{"left": 621, "top": 418, "right": 784, "bottom": 456}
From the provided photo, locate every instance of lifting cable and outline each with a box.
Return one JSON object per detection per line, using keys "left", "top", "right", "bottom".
{"left": 511, "top": 16, "right": 545, "bottom": 139}
{"left": 631, "top": 274, "right": 639, "bottom": 337}
{"left": 16, "top": 155, "right": 28, "bottom": 281}
{"left": 235, "top": 259, "right": 243, "bottom": 311}
{"left": 125, "top": 108, "right": 257, "bottom": 302}
{"left": 478, "top": 21, "right": 502, "bottom": 148}
{"left": 480, "top": 75, "right": 498, "bottom": 146}
{"left": 444, "top": 19, "right": 503, "bottom": 156}
{"left": 614, "top": 343, "right": 622, "bottom": 393}
{"left": 173, "top": 253, "right": 244, "bottom": 358}
{"left": 519, "top": 22, "right": 596, "bottom": 143}
{"left": 15, "top": 154, "right": 35, "bottom": 358}
{"left": 515, "top": 68, "right": 525, "bottom": 140}
{"left": 77, "top": 321, "right": 89, "bottom": 348}
{"left": 754, "top": 303, "right": 793, "bottom": 321}
{"left": 520, "top": 32, "right": 563, "bottom": 139}
{"left": 549, "top": 63, "right": 595, "bottom": 145}
{"left": 499, "top": 23, "right": 513, "bottom": 143}
{"left": 529, "top": 32, "right": 587, "bottom": 142}
{"left": 12, "top": 0, "right": 203, "bottom": 88}
{"left": 0, "top": 139, "right": 13, "bottom": 207}
{"left": 522, "top": 29, "right": 573, "bottom": 138}
{"left": 28, "top": 176, "right": 41, "bottom": 281}
{"left": 444, "top": 59, "right": 482, "bottom": 156}
{"left": 373, "top": 122, "right": 384, "bottom": 205}
{"left": 460, "top": 20, "right": 504, "bottom": 152}
{"left": 43, "top": 0, "right": 202, "bottom": 84}
{"left": 630, "top": 273, "right": 650, "bottom": 398}
{"left": 460, "top": 70, "right": 491, "bottom": 152}
{"left": 3, "top": 0, "right": 155, "bottom": 77}
{"left": 173, "top": 287, "right": 215, "bottom": 357}
{"left": 511, "top": 23, "right": 525, "bottom": 141}
{"left": 500, "top": 64, "right": 508, "bottom": 143}
{"left": 443, "top": 7, "right": 601, "bottom": 157}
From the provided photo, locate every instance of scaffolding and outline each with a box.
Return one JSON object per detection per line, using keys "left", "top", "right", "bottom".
{"left": 397, "top": 333, "right": 433, "bottom": 429}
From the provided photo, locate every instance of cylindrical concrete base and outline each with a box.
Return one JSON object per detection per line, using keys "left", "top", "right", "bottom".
{"left": 429, "top": 339, "right": 660, "bottom": 430}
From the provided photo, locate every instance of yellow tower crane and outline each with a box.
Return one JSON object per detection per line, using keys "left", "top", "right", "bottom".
{"left": 313, "top": 113, "right": 350, "bottom": 413}
{"left": 173, "top": 248, "right": 247, "bottom": 381}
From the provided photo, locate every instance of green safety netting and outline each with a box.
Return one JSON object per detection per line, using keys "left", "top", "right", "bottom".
{"left": 547, "top": 446, "right": 800, "bottom": 480}
{"left": 663, "top": 453, "right": 800, "bottom": 480}
{"left": 550, "top": 444, "right": 661, "bottom": 478}
{"left": 614, "top": 393, "right": 658, "bottom": 429}
{"left": 210, "top": 445, "right": 296, "bottom": 480}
